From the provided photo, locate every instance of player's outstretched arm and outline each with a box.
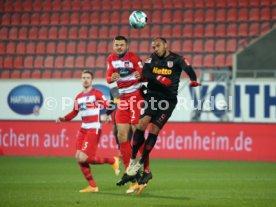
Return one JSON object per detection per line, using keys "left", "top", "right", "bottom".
{"left": 56, "top": 100, "right": 79, "bottom": 123}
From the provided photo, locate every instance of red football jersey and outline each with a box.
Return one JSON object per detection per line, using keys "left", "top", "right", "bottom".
{"left": 64, "top": 88, "right": 108, "bottom": 130}
{"left": 106, "top": 51, "right": 143, "bottom": 95}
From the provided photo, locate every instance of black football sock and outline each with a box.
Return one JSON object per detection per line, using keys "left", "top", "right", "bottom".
{"left": 139, "top": 133, "right": 158, "bottom": 164}
{"left": 131, "top": 129, "right": 145, "bottom": 159}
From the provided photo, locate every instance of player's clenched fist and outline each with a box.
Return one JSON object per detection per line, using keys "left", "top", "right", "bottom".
{"left": 133, "top": 71, "right": 141, "bottom": 80}
{"left": 111, "top": 73, "right": 120, "bottom": 81}
{"left": 56, "top": 117, "right": 65, "bottom": 123}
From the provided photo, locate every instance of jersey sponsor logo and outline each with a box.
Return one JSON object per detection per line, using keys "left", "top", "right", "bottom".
{"left": 145, "top": 58, "right": 152, "bottom": 63}
{"left": 167, "top": 61, "right": 173, "bottom": 68}
{"left": 152, "top": 67, "right": 172, "bottom": 75}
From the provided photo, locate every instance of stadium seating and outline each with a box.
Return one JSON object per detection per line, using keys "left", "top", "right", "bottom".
{"left": 0, "top": 0, "right": 275, "bottom": 78}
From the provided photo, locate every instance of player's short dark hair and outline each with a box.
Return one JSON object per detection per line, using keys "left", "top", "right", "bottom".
{"left": 82, "top": 70, "right": 94, "bottom": 79}
{"left": 152, "top": 37, "right": 167, "bottom": 43}
{"left": 114, "top": 35, "right": 128, "bottom": 43}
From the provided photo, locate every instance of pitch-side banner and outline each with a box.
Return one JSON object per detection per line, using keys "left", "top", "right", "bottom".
{"left": 0, "top": 79, "right": 275, "bottom": 122}
{"left": 0, "top": 121, "right": 275, "bottom": 162}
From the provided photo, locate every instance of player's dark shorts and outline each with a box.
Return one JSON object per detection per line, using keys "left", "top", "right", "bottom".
{"left": 141, "top": 94, "right": 177, "bottom": 129}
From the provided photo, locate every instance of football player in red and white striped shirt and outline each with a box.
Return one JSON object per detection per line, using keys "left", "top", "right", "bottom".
{"left": 56, "top": 70, "right": 120, "bottom": 193}
{"left": 106, "top": 36, "right": 150, "bottom": 194}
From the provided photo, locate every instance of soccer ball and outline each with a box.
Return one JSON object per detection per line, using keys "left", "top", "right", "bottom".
{"left": 129, "top": 11, "right": 147, "bottom": 29}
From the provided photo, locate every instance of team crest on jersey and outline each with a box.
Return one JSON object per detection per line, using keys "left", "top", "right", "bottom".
{"left": 167, "top": 61, "right": 173, "bottom": 68}
{"left": 145, "top": 58, "right": 152, "bottom": 63}
{"left": 124, "top": 61, "right": 130, "bottom": 68}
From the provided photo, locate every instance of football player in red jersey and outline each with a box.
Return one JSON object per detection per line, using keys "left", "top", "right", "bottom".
{"left": 56, "top": 70, "right": 120, "bottom": 193}
{"left": 106, "top": 36, "right": 151, "bottom": 193}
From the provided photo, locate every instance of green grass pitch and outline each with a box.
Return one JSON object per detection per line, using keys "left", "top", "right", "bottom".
{"left": 0, "top": 157, "right": 275, "bottom": 207}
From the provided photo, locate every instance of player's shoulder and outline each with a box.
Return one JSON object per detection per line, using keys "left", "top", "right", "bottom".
{"left": 91, "top": 88, "right": 103, "bottom": 95}
{"left": 107, "top": 53, "right": 116, "bottom": 60}
{"left": 144, "top": 53, "right": 155, "bottom": 63}
{"left": 127, "top": 51, "right": 140, "bottom": 60}
{"left": 76, "top": 91, "right": 84, "bottom": 99}
{"left": 169, "top": 51, "right": 182, "bottom": 60}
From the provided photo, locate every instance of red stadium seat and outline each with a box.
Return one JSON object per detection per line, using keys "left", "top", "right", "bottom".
{"left": 249, "top": 0, "right": 260, "bottom": 7}
{"left": 11, "top": 13, "right": 20, "bottom": 25}
{"left": 260, "top": 8, "right": 271, "bottom": 21}
{"left": 163, "top": 10, "right": 172, "bottom": 23}
{"left": 172, "top": 10, "right": 183, "bottom": 23}
{"left": 206, "top": 0, "right": 216, "bottom": 8}
{"left": 68, "top": 27, "right": 78, "bottom": 39}
{"left": 43, "top": 0, "right": 52, "bottom": 11}
{"left": 216, "top": 0, "right": 227, "bottom": 8}
{"left": 34, "top": 56, "right": 44, "bottom": 68}
{"left": 91, "top": 0, "right": 101, "bottom": 10}
{"left": 227, "top": 9, "right": 237, "bottom": 22}
{"left": 237, "top": 23, "right": 248, "bottom": 37}
{"left": 109, "top": 26, "right": 119, "bottom": 38}
{"left": 260, "top": 0, "right": 271, "bottom": 6}
{"left": 32, "top": 70, "right": 41, "bottom": 79}
{"left": 23, "top": 0, "right": 32, "bottom": 12}
{"left": 65, "top": 56, "right": 75, "bottom": 68}
{"left": 121, "top": 11, "right": 130, "bottom": 24}
{"left": 194, "top": 9, "right": 204, "bottom": 23}
{"left": 204, "top": 40, "right": 215, "bottom": 52}
{"left": 193, "top": 25, "right": 204, "bottom": 38}
{"left": 172, "top": 25, "right": 182, "bottom": 38}
{"left": 88, "top": 27, "right": 99, "bottom": 39}
{"left": 192, "top": 55, "right": 203, "bottom": 68}
{"left": 56, "top": 42, "right": 66, "bottom": 54}
{"left": 100, "top": 12, "right": 110, "bottom": 25}
{"left": 205, "top": 24, "right": 215, "bottom": 37}
{"left": 62, "top": 70, "right": 73, "bottom": 78}
{"left": 73, "top": 70, "right": 82, "bottom": 78}
{"left": 112, "top": 0, "right": 121, "bottom": 10}
{"left": 48, "top": 27, "right": 58, "bottom": 39}
{"left": 216, "top": 9, "right": 226, "bottom": 22}
{"left": 142, "top": 1, "right": 152, "bottom": 9}
{"left": 90, "top": 12, "right": 100, "bottom": 24}
{"left": 42, "top": 70, "right": 52, "bottom": 78}
{"left": 151, "top": 25, "right": 161, "bottom": 37}
{"left": 99, "top": 26, "right": 109, "bottom": 39}
{"left": 67, "top": 42, "right": 77, "bottom": 54}
{"left": 162, "top": 25, "right": 171, "bottom": 38}
{"left": 71, "top": 0, "right": 81, "bottom": 11}
{"left": 18, "top": 27, "right": 28, "bottom": 40}
{"left": 21, "top": 70, "right": 31, "bottom": 78}
{"left": 77, "top": 41, "right": 87, "bottom": 54}
{"left": 58, "top": 27, "right": 68, "bottom": 39}
{"left": 0, "top": 28, "right": 8, "bottom": 40}
{"left": 52, "top": 70, "right": 62, "bottom": 78}
{"left": 79, "top": 26, "right": 88, "bottom": 39}
{"left": 138, "top": 27, "right": 148, "bottom": 38}
{"left": 6, "top": 42, "right": 16, "bottom": 54}
{"left": 50, "top": 13, "right": 59, "bottom": 25}
{"left": 40, "top": 13, "right": 50, "bottom": 25}
{"left": 171, "top": 40, "right": 182, "bottom": 53}
{"left": 38, "top": 28, "right": 48, "bottom": 39}
{"left": 0, "top": 57, "right": 3, "bottom": 67}
{"left": 1, "top": 70, "right": 10, "bottom": 79}
{"left": 85, "top": 56, "right": 95, "bottom": 68}
{"left": 14, "top": 1, "right": 23, "bottom": 11}
{"left": 29, "top": 27, "right": 38, "bottom": 39}
{"left": 205, "top": 9, "right": 215, "bottom": 22}
{"left": 225, "top": 55, "right": 233, "bottom": 66}
{"left": 226, "top": 39, "right": 237, "bottom": 52}
{"left": 215, "top": 54, "right": 225, "bottom": 68}
{"left": 33, "top": 0, "right": 43, "bottom": 11}
{"left": 182, "top": 0, "right": 193, "bottom": 8}
{"left": 119, "top": 26, "right": 130, "bottom": 37}
{"left": 52, "top": 0, "right": 62, "bottom": 11}
{"left": 82, "top": 0, "right": 92, "bottom": 11}
{"left": 60, "top": 13, "right": 70, "bottom": 25}
{"left": 97, "top": 41, "right": 108, "bottom": 54}
{"left": 227, "top": 24, "right": 237, "bottom": 37}
{"left": 94, "top": 70, "right": 104, "bottom": 78}
{"left": 95, "top": 56, "right": 105, "bottom": 68}
{"left": 87, "top": 41, "right": 97, "bottom": 54}
{"left": 75, "top": 56, "right": 85, "bottom": 68}
{"left": 182, "top": 25, "right": 193, "bottom": 37}
{"left": 44, "top": 57, "right": 56, "bottom": 70}
{"left": 3, "top": 57, "right": 13, "bottom": 68}
{"left": 62, "top": 0, "right": 71, "bottom": 11}
{"left": 238, "top": 8, "right": 249, "bottom": 22}
{"left": 9, "top": 28, "right": 18, "bottom": 40}
{"left": 227, "top": 0, "right": 238, "bottom": 7}
{"left": 14, "top": 56, "right": 24, "bottom": 69}
{"left": 54, "top": 56, "right": 64, "bottom": 68}
{"left": 11, "top": 71, "right": 20, "bottom": 79}
{"left": 0, "top": 43, "right": 6, "bottom": 54}
{"left": 21, "top": 13, "right": 30, "bottom": 25}
{"left": 109, "top": 11, "right": 120, "bottom": 24}
{"left": 139, "top": 41, "right": 150, "bottom": 53}
{"left": 182, "top": 40, "right": 193, "bottom": 53}
{"left": 203, "top": 54, "right": 215, "bottom": 68}
{"left": 16, "top": 42, "right": 26, "bottom": 54}
{"left": 238, "top": 0, "right": 249, "bottom": 7}
{"left": 183, "top": 9, "right": 193, "bottom": 23}
{"left": 80, "top": 12, "right": 90, "bottom": 25}
{"left": 1, "top": 14, "right": 10, "bottom": 25}
{"left": 153, "top": 0, "right": 163, "bottom": 9}
{"left": 36, "top": 42, "right": 46, "bottom": 54}
{"left": 249, "top": 23, "right": 260, "bottom": 36}
{"left": 46, "top": 42, "right": 56, "bottom": 54}
{"left": 24, "top": 56, "right": 34, "bottom": 68}
{"left": 4, "top": 1, "right": 13, "bottom": 12}
{"left": 215, "top": 39, "right": 226, "bottom": 52}
{"left": 30, "top": 13, "right": 40, "bottom": 25}
{"left": 129, "top": 40, "right": 139, "bottom": 53}
{"left": 193, "top": 40, "right": 203, "bottom": 52}
{"left": 249, "top": 8, "right": 260, "bottom": 21}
